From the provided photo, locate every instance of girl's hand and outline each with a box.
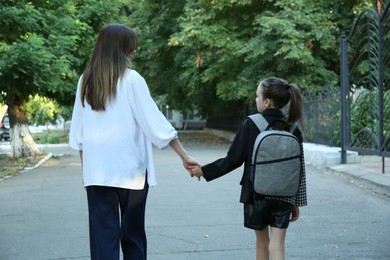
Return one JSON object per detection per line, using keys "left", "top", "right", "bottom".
{"left": 182, "top": 156, "right": 200, "bottom": 177}
{"left": 290, "top": 205, "right": 300, "bottom": 222}
{"left": 190, "top": 165, "right": 203, "bottom": 180}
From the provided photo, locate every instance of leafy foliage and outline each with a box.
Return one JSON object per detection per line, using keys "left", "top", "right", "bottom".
{"left": 128, "top": 0, "right": 379, "bottom": 116}
{"left": 1, "top": 1, "right": 77, "bottom": 105}
{"left": 22, "top": 94, "right": 61, "bottom": 126}
{"left": 0, "top": 0, "right": 130, "bottom": 157}
{"left": 0, "top": 0, "right": 130, "bottom": 107}
{"left": 36, "top": 132, "right": 68, "bottom": 144}
{"left": 0, "top": 0, "right": 384, "bottom": 122}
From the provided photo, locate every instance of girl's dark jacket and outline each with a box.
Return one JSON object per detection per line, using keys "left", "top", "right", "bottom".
{"left": 201, "top": 108, "right": 307, "bottom": 207}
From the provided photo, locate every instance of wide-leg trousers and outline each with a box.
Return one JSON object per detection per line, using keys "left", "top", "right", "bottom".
{"left": 86, "top": 182, "right": 149, "bottom": 260}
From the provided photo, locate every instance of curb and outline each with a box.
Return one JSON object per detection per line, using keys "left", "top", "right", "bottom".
{"left": 0, "top": 152, "right": 58, "bottom": 183}
{"left": 20, "top": 153, "right": 53, "bottom": 173}
{"left": 328, "top": 169, "right": 390, "bottom": 198}
{"left": 327, "top": 164, "right": 390, "bottom": 198}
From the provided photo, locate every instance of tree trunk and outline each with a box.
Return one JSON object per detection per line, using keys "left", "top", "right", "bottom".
{"left": 11, "top": 124, "right": 40, "bottom": 158}
{"left": 7, "top": 97, "right": 40, "bottom": 159}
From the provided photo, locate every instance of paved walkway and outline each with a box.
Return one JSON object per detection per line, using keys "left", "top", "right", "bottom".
{"left": 0, "top": 132, "right": 389, "bottom": 259}
{"left": 304, "top": 143, "right": 390, "bottom": 198}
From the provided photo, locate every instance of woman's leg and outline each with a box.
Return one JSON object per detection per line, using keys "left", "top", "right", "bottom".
{"left": 255, "top": 227, "right": 270, "bottom": 260}
{"left": 118, "top": 182, "right": 149, "bottom": 260}
{"left": 86, "top": 186, "right": 120, "bottom": 260}
{"left": 269, "top": 227, "right": 287, "bottom": 260}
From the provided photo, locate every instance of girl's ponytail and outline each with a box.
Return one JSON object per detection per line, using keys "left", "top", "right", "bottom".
{"left": 260, "top": 77, "right": 303, "bottom": 128}
{"left": 287, "top": 84, "right": 303, "bottom": 128}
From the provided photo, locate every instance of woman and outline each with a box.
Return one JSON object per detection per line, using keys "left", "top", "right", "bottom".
{"left": 69, "top": 24, "right": 198, "bottom": 260}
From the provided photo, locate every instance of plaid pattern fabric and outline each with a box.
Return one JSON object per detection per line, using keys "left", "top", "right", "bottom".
{"left": 265, "top": 143, "right": 307, "bottom": 206}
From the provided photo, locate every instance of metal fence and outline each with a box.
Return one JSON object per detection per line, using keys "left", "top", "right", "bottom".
{"left": 302, "top": 83, "right": 341, "bottom": 146}
{"left": 206, "top": 86, "right": 342, "bottom": 148}
{"left": 340, "top": 1, "right": 390, "bottom": 168}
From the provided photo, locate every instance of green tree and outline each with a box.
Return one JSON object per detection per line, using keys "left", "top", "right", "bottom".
{"left": 128, "top": 0, "right": 379, "bottom": 116}
{"left": 169, "top": 0, "right": 339, "bottom": 101}
{"left": 0, "top": 0, "right": 129, "bottom": 158}
{"left": 128, "top": 1, "right": 193, "bottom": 114}
{"left": 22, "top": 94, "right": 61, "bottom": 129}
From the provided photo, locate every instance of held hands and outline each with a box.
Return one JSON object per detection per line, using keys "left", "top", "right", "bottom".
{"left": 181, "top": 156, "right": 202, "bottom": 180}
{"left": 189, "top": 165, "right": 203, "bottom": 179}
{"left": 169, "top": 139, "right": 202, "bottom": 180}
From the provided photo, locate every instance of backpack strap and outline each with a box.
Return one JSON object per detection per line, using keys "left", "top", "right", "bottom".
{"left": 249, "top": 114, "right": 298, "bottom": 134}
{"left": 248, "top": 114, "right": 268, "bottom": 132}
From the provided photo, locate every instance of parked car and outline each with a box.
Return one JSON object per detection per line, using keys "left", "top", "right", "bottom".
{"left": 0, "top": 115, "right": 10, "bottom": 141}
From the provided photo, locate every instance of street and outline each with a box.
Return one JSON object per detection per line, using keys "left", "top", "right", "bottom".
{"left": 0, "top": 140, "right": 389, "bottom": 259}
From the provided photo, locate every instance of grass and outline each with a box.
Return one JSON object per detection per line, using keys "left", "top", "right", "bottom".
{"left": 0, "top": 153, "right": 46, "bottom": 179}
{"left": 0, "top": 131, "right": 68, "bottom": 179}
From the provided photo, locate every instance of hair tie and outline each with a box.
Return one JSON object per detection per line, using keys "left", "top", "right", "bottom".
{"left": 284, "top": 82, "right": 290, "bottom": 90}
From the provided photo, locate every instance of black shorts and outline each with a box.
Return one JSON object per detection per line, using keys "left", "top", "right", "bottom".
{"left": 244, "top": 199, "right": 292, "bottom": 230}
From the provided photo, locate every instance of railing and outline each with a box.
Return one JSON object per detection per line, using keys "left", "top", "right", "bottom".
{"left": 206, "top": 86, "right": 342, "bottom": 148}
{"left": 340, "top": 2, "right": 390, "bottom": 172}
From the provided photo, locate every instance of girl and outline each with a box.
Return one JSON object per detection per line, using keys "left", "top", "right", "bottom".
{"left": 191, "top": 77, "right": 307, "bottom": 260}
{"left": 69, "top": 24, "right": 199, "bottom": 260}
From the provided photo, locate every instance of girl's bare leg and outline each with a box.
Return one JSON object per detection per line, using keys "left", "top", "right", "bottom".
{"left": 269, "top": 227, "right": 287, "bottom": 260}
{"left": 255, "top": 227, "right": 270, "bottom": 260}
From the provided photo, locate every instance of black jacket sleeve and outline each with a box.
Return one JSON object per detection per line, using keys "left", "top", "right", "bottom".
{"left": 202, "top": 118, "right": 259, "bottom": 182}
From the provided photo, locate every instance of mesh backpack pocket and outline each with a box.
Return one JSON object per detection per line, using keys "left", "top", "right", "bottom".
{"left": 249, "top": 114, "right": 302, "bottom": 197}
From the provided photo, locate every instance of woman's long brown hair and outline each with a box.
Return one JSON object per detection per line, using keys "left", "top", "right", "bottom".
{"left": 81, "top": 24, "right": 138, "bottom": 111}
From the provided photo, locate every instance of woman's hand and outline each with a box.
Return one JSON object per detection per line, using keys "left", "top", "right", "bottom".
{"left": 182, "top": 156, "right": 201, "bottom": 179}
{"left": 168, "top": 138, "right": 202, "bottom": 180}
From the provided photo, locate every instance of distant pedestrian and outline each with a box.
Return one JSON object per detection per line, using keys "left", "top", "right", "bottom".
{"left": 191, "top": 77, "right": 307, "bottom": 260}
{"left": 69, "top": 24, "right": 199, "bottom": 260}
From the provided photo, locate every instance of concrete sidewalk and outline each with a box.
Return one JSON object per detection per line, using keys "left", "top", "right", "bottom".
{"left": 0, "top": 133, "right": 389, "bottom": 259}
{"left": 303, "top": 143, "right": 390, "bottom": 197}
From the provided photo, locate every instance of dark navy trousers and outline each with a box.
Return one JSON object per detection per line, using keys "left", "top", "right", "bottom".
{"left": 86, "top": 182, "right": 149, "bottom": 260}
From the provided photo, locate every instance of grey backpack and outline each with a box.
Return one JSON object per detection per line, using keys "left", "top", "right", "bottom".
{"left": 248, "top": 114, "right": 302, "bottom": 197}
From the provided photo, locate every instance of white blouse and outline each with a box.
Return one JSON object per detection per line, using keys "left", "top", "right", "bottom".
{"left": 69, "top": 69, "right": 177, "bottom": 190}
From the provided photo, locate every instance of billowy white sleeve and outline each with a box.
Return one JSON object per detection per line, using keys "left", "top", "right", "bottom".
{"left": 69, "top": 77, "right": 84, "bottom": 151}
{"left": 128, "top": 72, "right": 177, "bottom": 149}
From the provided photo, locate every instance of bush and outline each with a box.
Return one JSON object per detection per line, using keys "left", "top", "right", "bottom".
{"left": 35, "top": 132, "right": 68, "bottom": 144}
